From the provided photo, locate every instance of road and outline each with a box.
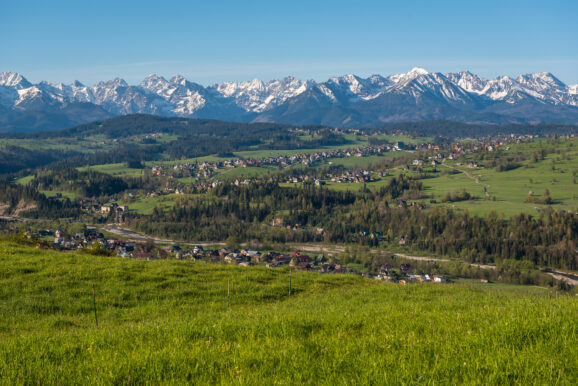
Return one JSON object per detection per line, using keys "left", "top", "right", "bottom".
{"left": 100, "top": 225, "right": 225, "bottom": 247}
{"left": 291, "top": 243, "right": 578, "bottom": 285}
{"left": 292, "top": 243, "right": 495, "bottom": 269}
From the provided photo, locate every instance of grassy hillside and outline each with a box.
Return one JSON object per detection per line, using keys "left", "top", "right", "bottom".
{"left": 0, "top": 243, "right": 576, "bottom": 384}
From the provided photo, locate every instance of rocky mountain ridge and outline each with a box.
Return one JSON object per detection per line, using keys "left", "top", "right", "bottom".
{"left": 1, "top": 68, "right": 578, "bottom": 132}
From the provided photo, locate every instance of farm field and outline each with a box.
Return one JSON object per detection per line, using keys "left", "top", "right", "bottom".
{"left": 0, "top": 242, "right": 576, "bottom": 384}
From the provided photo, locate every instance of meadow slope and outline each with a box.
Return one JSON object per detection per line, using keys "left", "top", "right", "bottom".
{"left": 0, "top": 242, "right": 577, "bottom": 384}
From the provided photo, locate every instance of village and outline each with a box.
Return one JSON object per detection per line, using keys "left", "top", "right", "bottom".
{"left": 150, "top": 143, "right": 394, "bottom": 180}
{"left": 66, "top": 132, "right": 548, "bottom": 220}
{"left": 142, "top": 132, "right": 546, "bottom": 188}
{"left": 10, "top": 226, "right": 448, "bottom": 285}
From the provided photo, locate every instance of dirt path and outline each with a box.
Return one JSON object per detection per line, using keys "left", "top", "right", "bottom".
{"left": 542, "top": 270, "right": 578, "bottom": 286}
{"left": 441, "top": 164, "right": 491, "bottom": 197}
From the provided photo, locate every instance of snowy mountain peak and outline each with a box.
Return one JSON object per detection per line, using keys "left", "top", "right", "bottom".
{"left": 143, "top": 73, "right": 166, "bottom": 82}
{"left": 2, "top": 69, "right": 578, "bottom": 132}
{"left": 97, "top": 78, "right": 128, "bottom": 88}
{"left": 141, "top": 74, "right": 168, "bottom": 88}
{"left": 516, "top": 72, "right": 566, "bottom": 92}
{"left": 214, "top": 76, "right": 309, "bottom": 112}
{"left": 393, "top": 67, "right": 432, "bottom": 84}
{"left": 408, "top": 67, "right": 429, "bottom": 76}
{"left": 446, "top": 71, "right": 488, "bottom": 94}
{"left": 170, "top": 75, "right": 188, "bottom": 86}
{"left": 0, "top": 72, "right": 32, "bottom": 89}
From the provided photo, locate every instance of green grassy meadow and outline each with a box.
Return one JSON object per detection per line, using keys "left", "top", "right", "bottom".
{"left": 1, "top": 242, "right": 576, "bottom": 384}
{"left": 78, "top": 163, "right": 146, "bottom": 177}
{"left": 420, "top": 140, "right": 578, "bottom": 216}
{"left": 119, "top": 194, "right": 183, "bottom": 215}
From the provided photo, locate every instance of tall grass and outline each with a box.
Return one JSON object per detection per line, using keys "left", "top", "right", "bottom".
{"left": 0, "top": 242, "right": 576, "bottom": 384}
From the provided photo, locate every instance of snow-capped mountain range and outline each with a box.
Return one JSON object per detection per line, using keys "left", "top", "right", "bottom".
{"left": 1, "top": 68, "right": 578, "bottom": 132}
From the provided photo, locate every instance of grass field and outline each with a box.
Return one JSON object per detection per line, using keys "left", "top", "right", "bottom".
{"left": 14, "top": 175, "right": 34, "bottom": 185}
{"left": 78, "top": 163, "right": 146, "bottom": 177}
{"left": 0, "top": 242, "right": 576, "bottom": 384}
{"left": 420, "top": 139, "right": 578, "bottom": 216}
{"left": 38, "top": 190, "right": 81, "bottom": 200}
{"left": 319, "top": 138, "right": 578, "bottom": 217}
{"left": 119, "top": 194, "right": 183, "bottom": 215}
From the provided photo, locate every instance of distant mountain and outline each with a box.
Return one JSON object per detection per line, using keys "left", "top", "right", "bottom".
{"left": 1, "top": 68, "right": 578, "bottom": 132}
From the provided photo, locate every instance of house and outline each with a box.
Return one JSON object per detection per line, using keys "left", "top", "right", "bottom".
{"left": 272, "top": 255, "right": 291, "bottom": 265}
{"left": 224, "top": 253, "right": 241, "bottom": 264}
{"left": 272, "top": 218, "right": 285, "bottom": 227}
{"left": 433, "top": 275, "right": 447, "bottom": 283}
{"left": 133, "top": 251, "right": 152, "bottom": 260}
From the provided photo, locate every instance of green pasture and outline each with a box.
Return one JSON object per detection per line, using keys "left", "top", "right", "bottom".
{"left": 119, "top": 194, "right": 183, "bottom": 215}
{"left": 78, "top": 163, "right": 145, "bottom": 177}
{"left": 38, "top": 190, "right": 81, "bottom": 200}
{"left": 14, "top": 175, "right": 34, "bottom": 185}
{"left": 420, "top": 140, "right": 578, "bottom": 216}
{"left": 0, "top": 138, "right": 102, "bottom": 153}
{"left": 216, "top": 165, "right": 277, "bottom": 180}
{"left": 0, "top": 242, "right": 576, "bottom": 384}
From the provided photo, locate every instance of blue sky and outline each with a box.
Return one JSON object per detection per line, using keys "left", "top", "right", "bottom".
{"left": 2, "top": 0, "right": 577, "bottom": 85}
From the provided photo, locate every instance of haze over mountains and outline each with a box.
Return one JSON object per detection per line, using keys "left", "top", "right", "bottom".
{"left": 1, "top": 68, "right": 578, "bottom": 132}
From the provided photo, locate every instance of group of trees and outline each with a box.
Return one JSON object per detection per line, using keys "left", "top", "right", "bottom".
{"left": 30, "top": 168, "right": 129, "bottom": 197}
{"left": 0, "top": 182, "right": 80, "bottom": 218}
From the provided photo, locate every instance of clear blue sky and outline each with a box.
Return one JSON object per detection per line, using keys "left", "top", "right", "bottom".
{"left": 2, "top": 0, "right": 577, "bottom": 85}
